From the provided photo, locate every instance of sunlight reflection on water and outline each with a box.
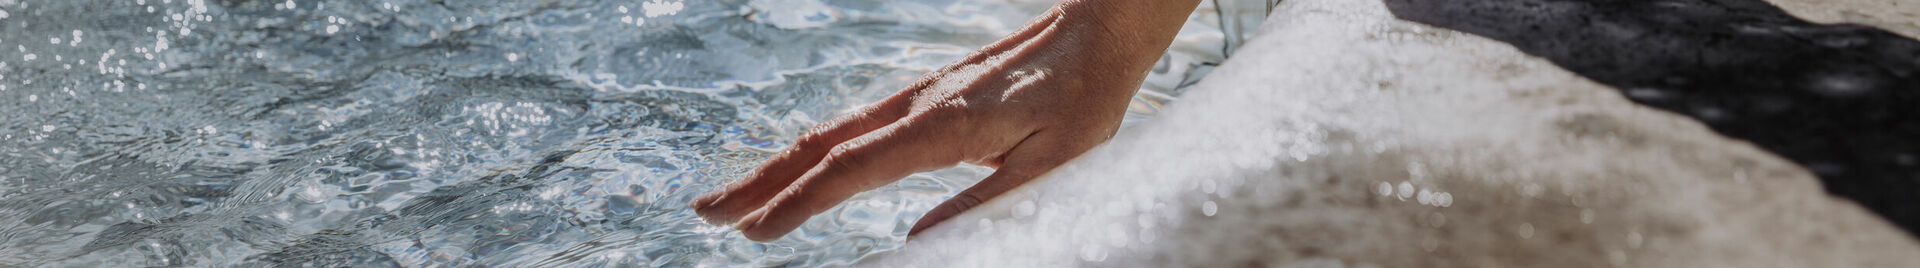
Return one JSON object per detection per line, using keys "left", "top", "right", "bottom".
{"left": 0, "top": 0, "right": 1262, "bottom": 266}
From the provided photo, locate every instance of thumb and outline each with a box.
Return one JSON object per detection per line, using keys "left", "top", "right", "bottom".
{"left": 908, "top": 127, "right": 1110, "bottom": 236}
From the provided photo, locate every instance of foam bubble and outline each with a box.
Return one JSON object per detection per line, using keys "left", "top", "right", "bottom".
{"left": 642, "top": 0, "right": 684, "bottom": 17}
{"left": 1396, "top": 182, "right": 1414, "bottom": 200}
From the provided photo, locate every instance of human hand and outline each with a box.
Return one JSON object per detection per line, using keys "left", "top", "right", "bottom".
{"left": 690, "top": 0, "right": 1200, "bottom": 241}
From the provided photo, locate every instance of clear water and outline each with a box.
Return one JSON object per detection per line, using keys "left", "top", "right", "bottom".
{"left": 0, "top": 0, "right": 1262, "bottom": 266}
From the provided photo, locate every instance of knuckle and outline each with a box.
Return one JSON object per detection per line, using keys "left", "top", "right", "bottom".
{"left": 790, "top": 136, "right": 830, "bottom": 152}
{"left": 827, "top": 141, "right": 862, "bottom": 157}
{"left": 822, "top": 144, "right": 869, "bottom": 170}
{"left": 778, "top": 184, "right": 807, "bottom": 198}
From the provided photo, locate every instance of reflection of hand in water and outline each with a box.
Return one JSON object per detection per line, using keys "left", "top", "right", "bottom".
{"left": 690, "top": 0, "right": 1204, "bottom": 241}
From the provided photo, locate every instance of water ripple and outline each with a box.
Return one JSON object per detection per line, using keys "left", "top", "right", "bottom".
{"left": 0, "top": 0, "right": 1251, "bottom": 266}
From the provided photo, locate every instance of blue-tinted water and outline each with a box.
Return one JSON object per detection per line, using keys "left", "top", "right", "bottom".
{"left": 0, "top": 0, "right": 1261, "bottom": 266}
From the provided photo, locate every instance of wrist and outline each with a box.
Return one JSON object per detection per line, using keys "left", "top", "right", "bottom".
{"left": 1047, "top": 0, "right": 1202, "bottom": 70}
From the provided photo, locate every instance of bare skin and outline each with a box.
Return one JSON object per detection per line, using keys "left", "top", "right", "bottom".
{"left": 690, "top": 0, "right": 1204, "bottom": 241}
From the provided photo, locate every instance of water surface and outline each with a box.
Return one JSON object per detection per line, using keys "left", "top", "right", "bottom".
{"left": 0, "top": 0, "right": 1259, "bottom": 266}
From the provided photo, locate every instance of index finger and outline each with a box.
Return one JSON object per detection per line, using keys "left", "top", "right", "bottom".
{"left": 734, "top": 118, "right": 972, "bottom": 241}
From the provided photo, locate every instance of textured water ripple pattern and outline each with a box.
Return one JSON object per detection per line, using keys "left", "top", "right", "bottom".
{"left": 0, "top": 0, "right": 1261, "bottom": 266}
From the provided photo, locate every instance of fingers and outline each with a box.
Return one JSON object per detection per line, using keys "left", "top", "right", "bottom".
{"left": 691, "top": 93, "right": 913, "bottom": 224}
{"left": 734, "top": 120, "right": 968, "bottom": 241}
{"left": 908, "top": 127, "right": 1110, "bottom": 237}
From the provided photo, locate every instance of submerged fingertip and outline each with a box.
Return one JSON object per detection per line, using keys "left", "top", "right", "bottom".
{"left": 733, "top": 210, "right": 764, "bottom": 231}
{"left": 737, "top": 221, "right": 782, "bottom": 242}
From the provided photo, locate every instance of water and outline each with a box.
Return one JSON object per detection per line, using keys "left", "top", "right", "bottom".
{"left": 0, "top": 0, "right": 1263, "bottom": 266}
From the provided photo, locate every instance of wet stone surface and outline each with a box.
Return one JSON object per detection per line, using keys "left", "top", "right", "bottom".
{"left": 1383, "top": 0, "right": 1920, "bottom": 234}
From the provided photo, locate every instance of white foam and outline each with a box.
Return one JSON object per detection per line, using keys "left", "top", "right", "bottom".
{"left": 863, "top": 0, "right": 1920, "bottom": 266}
